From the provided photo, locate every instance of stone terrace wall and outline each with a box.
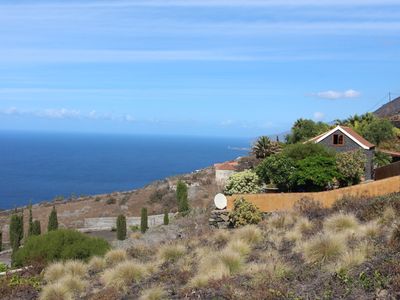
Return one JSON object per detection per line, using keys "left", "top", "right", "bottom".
{"left": 84, "top": 213, "right": 175, "bottom": 231}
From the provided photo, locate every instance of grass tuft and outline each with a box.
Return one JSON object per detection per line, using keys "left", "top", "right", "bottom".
{"left": 105, "top": 249, "right": 128, "bottom": 266}
{"left": 324, "top": 213, "right": 359, "bottom": 233}
{"left": 226, "top": 239, "right": 251, "bottom": 257}
{"left": 219, "top": 248, "right": 243, "bottom": 273}
{"left": 63, "top": 260, "right": 87, "bottom": 278}
{"left": 39, "top": 282, "right": 73, "bottom": 300}
{"left": 139, "top": 286, "right": 167, "bottom": 300}
{"left": 158, "top": 244, "right": 186, "bottom": 263}
{"left": 232, "top": 225, "right": 262, "bottom": 245}
{"left": 302, "top": 232, "right": 346, "bottom": 264}
{"left": 88, "top": 256, "right": 106, "bottom": 273}
{"left": 58, "top": 275, "right": 88, "bottom": 294}
{"left": 101, "top": 260, "right": 147, "bottom": 292}
{"left": 44, "top": 262, "right": 66, "bottom": 283}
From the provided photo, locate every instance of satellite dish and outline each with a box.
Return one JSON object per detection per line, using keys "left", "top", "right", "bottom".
{"left": 214, "top": 193, "right": 227, "bottom": 210}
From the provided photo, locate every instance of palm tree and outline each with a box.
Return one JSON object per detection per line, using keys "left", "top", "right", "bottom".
{"left": 251, "top": 136, "right": 281, "bottom": 159}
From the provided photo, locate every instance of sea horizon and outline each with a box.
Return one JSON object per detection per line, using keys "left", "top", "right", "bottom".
{"left": 0, "top": 130, "right": 251, "bottom": 210}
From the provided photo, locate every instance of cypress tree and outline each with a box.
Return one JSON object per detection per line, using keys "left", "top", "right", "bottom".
{"left": 140, "top": 208, "right": 148, "bottom": 233}
{"left": 48, "top": 206, "right": 58, "bottom": 232}
{"left": 9, "top": 211, "right": 23, "bottom": 251}
{"left": 28, "top": 204, "right": 34, "bottom": 237}
{"left": 163, "top": 210, "right": 169, "bottom": 225}
{"left": 0, "top": 230, "right": 2, "bottom": 252}
{"left": 116, "top": 215, "right": 127, "bottom": 241}
{"left": 176, "top": 180, "right": 189, "bottom": 214}
{"left": 32, "top": 220, "right": 41, "bottom": 236}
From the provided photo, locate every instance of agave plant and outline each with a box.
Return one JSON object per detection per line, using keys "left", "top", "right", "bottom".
{"left": 251, "top": 136, "right": 281, "bottom": 159}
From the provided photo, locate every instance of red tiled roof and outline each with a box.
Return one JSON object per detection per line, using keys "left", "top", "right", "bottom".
{"left": 214, "top": 161, "right": 238, "bottom": 171}
{"left": 340, "top": 126, "right": 375, "bottom": 148}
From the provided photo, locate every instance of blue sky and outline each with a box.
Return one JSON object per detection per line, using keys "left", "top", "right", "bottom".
{"left": 0, "top": 0, "right": 399, "bottom": 137}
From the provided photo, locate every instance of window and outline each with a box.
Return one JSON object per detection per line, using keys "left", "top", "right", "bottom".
{"left": 333, "top": 134, "right": 344, "bottom": 145}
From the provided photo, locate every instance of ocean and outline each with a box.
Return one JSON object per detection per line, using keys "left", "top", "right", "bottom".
{"left": 0, "top": 131, "right": 251, "bottom": 210}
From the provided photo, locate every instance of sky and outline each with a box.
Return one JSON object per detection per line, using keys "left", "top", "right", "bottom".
{"left": 0, "top": 0, "right": 399, "bottom": 138}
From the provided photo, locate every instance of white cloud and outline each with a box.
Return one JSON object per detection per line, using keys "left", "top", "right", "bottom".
{"left": 312, "top": 89, "right": 361, "bottom": 100}
{"left": 313, "top": 111, "right": 325, "bottom": 120}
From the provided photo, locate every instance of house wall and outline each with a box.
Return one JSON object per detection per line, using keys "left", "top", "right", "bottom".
{"left": 318, "top": 129, "right": 374, "bottom": 180}
{"left": 226, "top": 175, "right": 400, "bottom": 212}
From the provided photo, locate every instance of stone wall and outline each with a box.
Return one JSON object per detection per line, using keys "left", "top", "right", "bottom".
{"left": 209, "top": 209, "right": 230, "bottom": 229}
{"left": 84, "top": 213, "right": 175, "bottom": 231}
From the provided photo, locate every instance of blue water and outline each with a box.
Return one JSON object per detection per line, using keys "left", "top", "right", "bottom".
{"left": 0, "top": 131, "right": 250, "bottom": 210}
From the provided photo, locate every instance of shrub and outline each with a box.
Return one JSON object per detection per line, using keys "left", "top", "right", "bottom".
{"left": 141, "top": 208, "right": 148, "bottom": 233}
{"left": 158, "top": 244, "right": 186, "bottom": 263}
{"left": 0, "top": 231, "right": 2, "bottom": 252}
{"left": 219, "top": 249, "right": 243, "bottom": 273}
{"left": 256, "top": 154, "right": 296, "bottom": 191}
{"left": 336, "top": 150, "right": 367, "bottom": 186}
{"left": 291, "top": 155, "right": 338, "bottom": 192}
{"left": 101, "top": 260, "right": 147, "bottom": 292}
{"left": 12, "top": 229, "right": 110, "bottom": 267}
{"left": 28, "top": 205, "right": 34, "bottom": 237}
{"left": 32, "top": 220, "right": 41, "bottom": 236}
{"left": 9, "top": 211, "right": 24, "bottom": 251}
{"left": 226, "top": 239, "right": 251, "bottom": 257}
{"left": 373, "top": 151, "right": 392, "bottom": 168}
{"left": 303, "top": 233, "right": 346, "bottom": 264}
{"left": 285, "top": 119, "right": 330, "bottom": 144}
{"left": 58, "top": 275, "right": 87, "bottom": 295}
{"left": 294, "top": 197, "right": 327, "bottom": 220}
{"left": 283, "top": 142, "right": 335, "bottom": 161}
{"left": 359, "top": 117, "right": 395, "bottom": 145}
{"left": 139, "top": 286, "right": 167, "bottom": 300}
{"left": 116, "top": 215, "right": 127, "bottom": 241}
{"left": 39, "top": 282, "right": 73, "bottom": 300}
{"left": 324, "top": 213, "right": 359, "bottom": 233}
{"left": 48, "top": 206, "right": 58, "bottom": 232}
{"left": 176, "top": 180, "right": 189, "bottom": 214}
{"left": 224, "top": 171, "right": 261, "bottom": 196}
{"left": 63, "top": 260, "right": 87, "bottom": 278}
{"left": 251, "top": 136, "right": 281, "bottom": 159}
{"left": 105, "top": 249, "right": 128, "bottom": 266}
{"left": 229, "top": 198, "right": 262, "bottom": 228}
{"left": 163, "top": 210, "right": 169, "bottom": 225}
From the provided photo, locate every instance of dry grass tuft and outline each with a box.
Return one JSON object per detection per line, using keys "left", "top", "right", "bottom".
{"left": 294, "top": 217, "right": 314, "bottom": 235}
{"left": 379, "top": 207, "right": 397, "bottom": 226}
{"left": 360, "top": 221, "right": 381, "bottom": 240}
{"left": 44, "top": 262, "right": 66, "bottom": 283}
{"left": 105, "top": 249, "right": 128, "bottom": 266}
{"left": 64, "top": 260, "right": 88, "bottom": 278}
{"left": 39, "top": 282, "right": 73, "bottom": 300}
{"left": 58, "top": 275, "right": 88, "bottom": 294}
{"left": 101, "top": 260, "right": 147, "bottom": 292}
{"left": 302, "top": 232, "right": 346, "bottom": 264}
{"left": 219, "top": 248, "right": 243, "bottom": 273}
{"left": 232, "top": 225, "right": 263, "bottom": 245}
{"left": 158, "top": 244, "right": 186, "bottom": 263}
{"left": 139, "top": 286, "right": 167, "bottom": 300}
{"left": 88, "top": 256, "right": 106, "bottom": 273}
{"left": 212, "top": 230, "right": 230, "bottom": 246}
{"left": 324, "top": 213, "right": 359, "bottom": 233}
{"left": 226, "top": 239, "right": 251, "bottom": 257}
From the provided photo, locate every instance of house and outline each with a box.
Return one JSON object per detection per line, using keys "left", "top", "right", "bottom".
{"left": 214, "top": 161, "right": 238, "bottom": 188}
{"left": 308, "top": 125, "right": 375, "bottom": 180}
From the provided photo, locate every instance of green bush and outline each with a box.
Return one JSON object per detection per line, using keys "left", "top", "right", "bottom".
{"left": 256, "top": 154, "right": 296, "bottom": 191}
{"left": 291, "top": 155, "right": 339, "bottom": 192}
{"left": 229, "top": 198, "right": 262, "bottom": 228}
{"left": 224, "top": 170, "right": 261, "bottom": 196}
{"left": 9, "top": 211, "right": 23, "bottom": 251}
{"left": 359, "top": 117, "right": 395, "bottom": 146}
{"left": 285, "top": 119, "right": 330, "bottom": 144}
{"left": 141, "top": 208, "right": 148, "bottom": 233}
{"left": 116, "top": 215, "right": 127, "bottom": 241}
{"left": 163, "top": 210, "right": 169, "bottom": 225}
{"left": 374, "top": 151, "right": 392, "bottom": 168}
{"left": 283, "top": 142, "right": 335, "bottom": 162}
{"left": 47, "top": 206, "right": 58, "bottom": 232}
{"left": 176, "top": 180, "right": 189, "bottom": 214}
{"left": 32, "top": 220, "right": 41, "bottom": 236}
{"left": 12, "top": 229, "right": 110, "bottom": 267}
{"left": 336, "top": 149, "right": 367, "bottom": 186}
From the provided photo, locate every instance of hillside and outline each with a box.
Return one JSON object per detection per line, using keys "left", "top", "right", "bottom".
{"left": 0, "top": 166, "right": 219, "bottom": 243}
{"left": 374, "top": 96, "right": 400, "bottom": 127}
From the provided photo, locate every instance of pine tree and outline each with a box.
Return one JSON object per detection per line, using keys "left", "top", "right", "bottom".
{"left": 141, "top": 208, "right": 148, "bottom": 233}
{"left": 176, "top": 180, "right": 189, "bottom": 214}
{"left": 48, "top": 206, "right": 58, "bottom": 232}
{"left": 32, "top": 220, "right": 41, "bottom": 235}
{"left": 28, "top": 204, "right": 34, "bottom": 237}
{"left": 163, "top": 210, "right": 169, "bottom": 225}
{"left": 116, "top": 215, "right": 127, "bottom": 241}
{"left": 9, "top": 211, "right": 23, "bottom": 251}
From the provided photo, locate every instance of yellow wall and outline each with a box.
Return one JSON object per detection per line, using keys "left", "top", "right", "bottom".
{"left": 227, "top": 176, "right": 400, "bottom": 212}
